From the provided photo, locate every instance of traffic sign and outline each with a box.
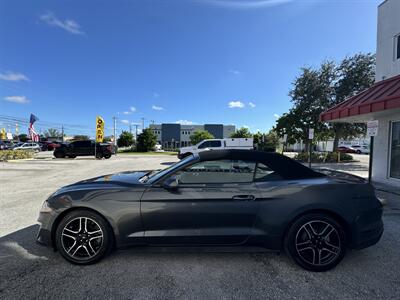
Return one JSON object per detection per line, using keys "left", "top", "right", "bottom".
{"left": 308, "top": 129, "right": 314, "bottom": 140}
{"left": 367, "top": 120, "right": 378, "bottom": 137}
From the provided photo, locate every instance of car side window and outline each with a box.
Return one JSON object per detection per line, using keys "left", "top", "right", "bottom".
{"left": 209, "top": 141, "right": 221, "bottom": 148}
{"left": 198, "top": 141, "right": 209, "bottom": 149}
{"left": 254, "top": 163, "right": 282, "bottom": 181}
{"left": 176, "top": 159, "right": 256, "bottom": 184}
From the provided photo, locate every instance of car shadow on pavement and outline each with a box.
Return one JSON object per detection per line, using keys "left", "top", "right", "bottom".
{"left": 1, "top": 222, "right": 398, "bottom": 299}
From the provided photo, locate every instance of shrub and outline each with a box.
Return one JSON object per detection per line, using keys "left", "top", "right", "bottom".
{"left": 0, "top": 150, "right": 34, "bottom": 161}
{"left": 293, "top": 152, "right": 353, "bottom": 163}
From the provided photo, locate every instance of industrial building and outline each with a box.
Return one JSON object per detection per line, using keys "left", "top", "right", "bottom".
{"left": 149, "top": 123, "right": 235, "bottom": 148}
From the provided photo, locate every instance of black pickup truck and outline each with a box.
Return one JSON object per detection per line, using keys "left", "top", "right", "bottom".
{"left": 53, "top": 140, "right": 117, "bottom": 159}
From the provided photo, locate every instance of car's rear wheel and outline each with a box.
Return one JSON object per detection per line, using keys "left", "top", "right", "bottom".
{"left": 68, "top": 155, "right": 76, "bottom": 158}
{"left": 104, "top": 153, "right": 111, "bottom": 159}
{"left": 55, "top": 210, "right": 113, "bottom": 265}
{"left": 285, "top": 213, "right": 346, "bottom": 272}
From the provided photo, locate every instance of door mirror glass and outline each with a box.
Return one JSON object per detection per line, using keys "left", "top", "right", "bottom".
{"left": 163, "top": 176, "right": 179, "bottom": 190}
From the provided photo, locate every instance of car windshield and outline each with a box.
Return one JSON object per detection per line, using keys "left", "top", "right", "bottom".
{"left": 141, "top": 155, "right": 195, "bottom": 183}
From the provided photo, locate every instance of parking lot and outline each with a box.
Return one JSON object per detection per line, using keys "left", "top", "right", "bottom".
{"left": 1, "top": 154, "right": 400, "bottom": 299}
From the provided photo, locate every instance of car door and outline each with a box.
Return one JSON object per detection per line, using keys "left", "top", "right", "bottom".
{"left": 140, "top": 159, "right": 260, "bottom": 245}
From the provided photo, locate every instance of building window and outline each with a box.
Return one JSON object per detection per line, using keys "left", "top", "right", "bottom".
{"left": 390, "top": 121, "right": 400, "bottom": 179}
{"left": 395, "top": 34, "right": 400, "bottom": 60}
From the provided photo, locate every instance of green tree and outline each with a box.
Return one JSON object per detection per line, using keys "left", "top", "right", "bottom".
{"left": 254, "top": 130, "right": 279, "bottom": 152}
{"left": 276, "top": 53, "right": 375, "bottom": 151}
{"left": 230, "top": 127, "right": 253, "bottom": 138}
{"left": 189, "top": 130, "right": 214, "bottom": 145}
{"left": 18, "top": 134, "right": 28, "bottom": 142}
{"left": 44, "top": 128, "right": 61, "bottom": 138}
{"left": 73, "top": 135, "right": 90, "bottom": 141}
{"left": 136, "top": 128, "right": 157, "bottom": 152}
{"left": 117, "top": 131, "right": 134, "bottom": 147}
{"left": 328, "top": 53, "right": 375, "bottom": 149}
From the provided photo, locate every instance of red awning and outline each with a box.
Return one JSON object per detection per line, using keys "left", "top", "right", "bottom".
{"left": 320, "top": 74, "right": 400, "bottom": 122}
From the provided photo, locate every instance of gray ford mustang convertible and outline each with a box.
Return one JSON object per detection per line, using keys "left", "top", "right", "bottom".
{"left": 37, "top": 150, "right": 383, "bottom": 271}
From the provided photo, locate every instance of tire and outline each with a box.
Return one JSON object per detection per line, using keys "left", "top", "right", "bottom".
{"left": 356, "top": 150, "right": 361, "bottom": 154}
{"left": 54, "top": 151, "right": 65, "bottom": 158}
{"left": 104, "top": 153, "right": 111, "bottom": 159}
{"left": 95, "top": 153, "right": 103, "bottom": 159}
{"left": 55, "top": 210, "right": 113, "bottom": 265}
{"left": 284, "top": 213, "right": 346, "bottom": 272}
{"left": 68, "top": 155, "right": 76, "bottom": 159}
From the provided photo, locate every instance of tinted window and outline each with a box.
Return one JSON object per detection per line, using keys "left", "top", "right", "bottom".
{"left": 177, "top": 160, "right": 256, "bottom": 184}
{"left": 198, "top": 141, "right": 210, "bottom": 149}
{"left": 254, "top": 163, "right": 282, "bottom": 181}
{"left": 397, "top": 35, "right": 400, "bottom": 60}
{"left": 209, "top": 141, "right": 221, "bottom": 148}
{"left": 73, "top": 141, "right": 91, "bottom": 147}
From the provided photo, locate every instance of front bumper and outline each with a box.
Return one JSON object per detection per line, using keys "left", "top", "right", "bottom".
{"left": 36, "top": 211, "right": 56, "bottom": 247}
{"left": 350, "top": 205, "right": 384, "bottom": 250}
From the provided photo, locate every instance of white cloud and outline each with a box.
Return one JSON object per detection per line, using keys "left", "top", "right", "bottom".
{"left": 230, "top": 69, "right": 241, "bottom": 76}
{"left": 274, "top": 113, "right": 280, "bottom": 119}
{"left": 201, "top": 0, "right": 293, "bottom": 9}
{"left": 242, "top": 125, "right": 250, "bottom": 129}
{"left": 122, "top": 106, "right": 136, "bottom": 115}
{"left": 228, "top": 101, "right": 245, "bottom": 108}
{"left": 40, "top": 11, "right": 84, "bottom": 35}
{"left": 3, "top": 96, "right": 30, "bottom": 104}
{"left": 249, "top": 102, "right": 256, "bottom": 108}
{"left": 122, "top": 111, "right": 131, "bottom": 115}
{"left": 153, "top": 92, "right": 160, "bottom": 98}
{"left": 0, "top": 72, "right": 29, "bottom": 82}
{"left": 175, "top": 120, "right": 195, "bottom": 125}
{"left": 130, "top": 106, "right": 136, "bottom": 112}
{"left": 120, "top": 119, "right": 130, "bottom": 125}
{"left": 152, "top": 105, "right": 164, "bottom": 111}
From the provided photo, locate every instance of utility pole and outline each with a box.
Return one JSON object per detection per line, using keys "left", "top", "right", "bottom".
{"left": 129, "top": 124, "right": 132, "bottom": 134}
{"left": 133, "top": 124, "right": 139, "bottom": 140}
{"left": 113, "top": 116, "right": 117, "bottom": 146}
{"left": 61, "top": 125, "right": 64, "bottom": 142}
{"left": 141, "top": 117, "right": 145, "bottom": 131}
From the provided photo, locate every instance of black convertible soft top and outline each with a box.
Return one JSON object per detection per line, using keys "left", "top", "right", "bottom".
{"left": 197, "top": 150, "right": 325, "bottom": 180}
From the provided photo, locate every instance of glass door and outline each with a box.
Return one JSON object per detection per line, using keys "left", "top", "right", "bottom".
{"left": 389, "top": 121, "right": 400, "bottom": 179}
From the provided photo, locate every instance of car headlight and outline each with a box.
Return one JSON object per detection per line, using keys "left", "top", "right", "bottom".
{"left": 39, "top": 201, "right": 53, "bottom": 213}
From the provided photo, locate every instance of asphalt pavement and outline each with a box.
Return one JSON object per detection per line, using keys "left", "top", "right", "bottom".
{"left": 1, "top": 153, "right": 399, "bottom": 299}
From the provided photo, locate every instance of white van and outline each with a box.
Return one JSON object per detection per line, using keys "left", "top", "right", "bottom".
{"left": 178, "top": 138, "right": 253, "bottom": 159}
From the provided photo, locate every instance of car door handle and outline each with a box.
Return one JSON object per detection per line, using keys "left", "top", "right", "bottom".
{"left": 232, "top": 195, "right": 255, "bottom": 201}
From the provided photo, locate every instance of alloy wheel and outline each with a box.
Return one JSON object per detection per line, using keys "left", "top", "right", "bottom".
{"left": 61, "top": 217, "right": 104, "bottom": 260}
{"left": 295, "top": 220, "right": 341, "bottom": 266}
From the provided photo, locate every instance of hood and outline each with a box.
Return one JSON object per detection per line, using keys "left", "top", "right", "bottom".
{"left": 77, "top": 170, "right": 150, "bottom": 185}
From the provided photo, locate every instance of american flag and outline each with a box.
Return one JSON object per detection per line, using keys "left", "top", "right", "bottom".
{"left": 29, "top": 113, "right": 40, "bottom": 142}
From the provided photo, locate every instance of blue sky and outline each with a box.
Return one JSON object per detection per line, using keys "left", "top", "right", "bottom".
{"left": 0, "top": 0, "right": 381, "bottom": 137}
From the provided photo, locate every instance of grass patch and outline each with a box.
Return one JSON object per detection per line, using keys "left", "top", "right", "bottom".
{"left": 0, "top": 150, "right": 35, "bottom": 161}
{"left": 293, "top": 152, "right": 354, "bottom": 163}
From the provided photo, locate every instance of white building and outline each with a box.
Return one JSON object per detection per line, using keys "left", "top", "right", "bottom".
{"left": 321, "top": 0, "right": 400, "bottom": 187}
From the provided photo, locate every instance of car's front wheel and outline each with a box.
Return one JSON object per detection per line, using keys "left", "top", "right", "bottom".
{"left": 285, "top": 213, "right": 346, "bottom": 272}
{"left": 55, "top": 210, "right": 113, "bottom": 264}
{"left": 54, "top": 151, "right": 65, "bottom": 158}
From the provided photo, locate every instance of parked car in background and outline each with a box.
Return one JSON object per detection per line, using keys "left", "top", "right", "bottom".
{"left": 351, "top": 145, "right": 370, "bottom": 154}
{"left": 0, "top": 141, "right": 13, "bottom": 150}
{"left": 337, "top": 146, "right": 358, "bottom": 154}
{"left": 13, "top": 142, "right": 41, "bottom": 152}
{"left": 178, "top": 138, "right": 253, "bottom": 159}
{"left": 45, "top": 141, "right": 62, "bottom": 151}
{"left": 53, "top": 140, "right": 116, "bottom": 159}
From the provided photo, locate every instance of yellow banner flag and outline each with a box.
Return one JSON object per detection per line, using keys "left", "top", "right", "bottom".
{"left": 96, "top": 116, "right": 105, "bottom": 142}
{"left": 0, "top": 128, "right": 6, "bottom": 140}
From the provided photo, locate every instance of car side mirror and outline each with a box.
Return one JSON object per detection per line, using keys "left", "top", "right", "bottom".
{"left": 163, "top": 176, "right": 179, "bottom": 190}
